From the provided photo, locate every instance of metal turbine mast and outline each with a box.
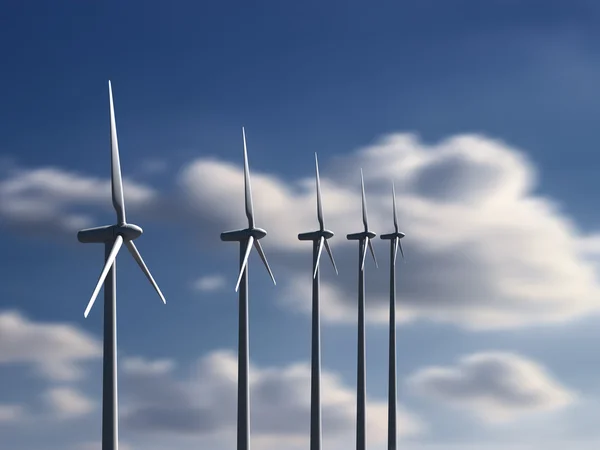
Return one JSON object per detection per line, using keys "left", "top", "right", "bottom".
{"left": 298, "top": 153, "right": 338, "bottom": 450}
{"left": 346, "top": 169, "right": 377, "bottom": 450}
{"left": 220, "top": 127, "right": 276, "bottom": 450}
{"left": 380, "top": 182, "right": 405, "bottom": 450}
{"left": 77, "top": 81, "right": 166, "bottom": 450}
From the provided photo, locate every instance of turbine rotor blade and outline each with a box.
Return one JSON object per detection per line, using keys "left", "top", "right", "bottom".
{"left": 392, "top": 181, "right": 398, "bottom": 233}
{"left": 235, "top": 236, "right": 254, "bottom": 292}
{"left": 368, "top": 236, "right": 378, "bottom": 268}
{"left": 393, "top": 237, "right": 398, "bottom": 265}
{"left": 313, "top": 236, "right": 324, "bottom": 279}
{"left": 399, "top": 239, "right": 405, "bottom": 262}
{"left": 360, "top": 169, "right": 368, "bottom": 231}
{"left": 108, "top": 81, "right": 126, "bottom": 225}
{"left": 324, "top": 238, "right": 338, "bottom": 275}
{"left": 315, "top": 153, "right": 324, "bottom": 230}
{"left": 254, "top": 239, "right": 276, "bottom": 286}
{"left": 125, "top": 240, "right": 166, "bottom": 304}
{"left": 360, "top": 237, "right": 369, "bottom": 271}
{"left": 84, "top": 235, "right": 124, "bottom": 318}
{"left": 242, "top": 127, "right": 255, "bottom": 229}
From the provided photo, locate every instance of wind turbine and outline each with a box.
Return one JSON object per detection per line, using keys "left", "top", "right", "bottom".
{"left": 346, "top": 169, "right": 377, "bottom": 450}
{"left": 77, "top": 81, "right": 166, "bottom": 450}
{"left": 220, "top": 127, "right": 276, "bottom": 450}
{"left": 380, "top": 182, "right": 405, "bottom": 450}
{"left": 298, "top": 153, "right": 338, "bottom": 450}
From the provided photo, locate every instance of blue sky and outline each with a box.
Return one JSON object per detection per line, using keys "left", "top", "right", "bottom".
{"left": 3, "top": 1, "right": 600, "bottom": 449}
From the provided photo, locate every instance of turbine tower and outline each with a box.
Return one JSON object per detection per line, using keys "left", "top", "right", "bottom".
{"left": 220, "top": 127, "right": 276, "bottom": 450}
{"left": 346, "top": 169, "right": 377, "bottom": 450}
{"left": 298, "top": 153, "right": 338, "bottom": 450}
{"left": 380, "top": 182, "right": 405, "bottom": 450}
{"left": 78, "top": 81, "right": 166, "bottom": 450}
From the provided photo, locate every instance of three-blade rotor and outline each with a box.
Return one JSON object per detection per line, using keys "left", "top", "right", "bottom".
{"left": 312, "top": 153, "right": 337, "bottom": 279}
{"left": 81, "top": 81, "right": 166, "bottom": 318}
{"left": 230, "top": 127, "right": 276, "bottom": 292}
{"left": 359, "top": 169, "right": 377, "bottom": 271}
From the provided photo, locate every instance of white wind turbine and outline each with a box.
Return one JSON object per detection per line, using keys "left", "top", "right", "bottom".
{"left": 298, "top": 153, "right": 338, "bottom": 450}
{"left": 220, "top": 127, "right": 276, "bottom": 450}
{"left": 77, "top": 81, "right": 166, "bottom": 450}
{"left": 346, "top": 169, "right": 377, "bottom": 450}
{"left": 380, "top": 182, "right": 405, "bottom": 450}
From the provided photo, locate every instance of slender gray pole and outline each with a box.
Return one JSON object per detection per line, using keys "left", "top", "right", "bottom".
{"left": 310, "top": 240, "right": 322, "bottom": 450}
{"left": 387, "top": 239, "right": 397, "bottom": 450}
{"left": 102, "top": 240, "right": 118, "bottom": 450}
{"left": 357, "top": 239, "right": 367, "bottom": 450}
{"left": 238, "top": 239, "right": 250, "bottom": 450}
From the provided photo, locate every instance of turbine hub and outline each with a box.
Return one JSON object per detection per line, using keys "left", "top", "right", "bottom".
{"left": 116, "top": 223, "right": 143, "bottom": 241}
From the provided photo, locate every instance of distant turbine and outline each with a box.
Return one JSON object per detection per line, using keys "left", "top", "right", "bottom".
{"left": 221, "top": 127, "right": 276, "bottom": 450}
{"left": 298, "top": 153, "right": 338, "bottom": 450}
{"left": 380, "top": 182, "right": 405, "bottom": 450}
{"left": 77, "top": 81, "right": 166, "bottom": 450}
{"left": 347, "top": 169, "right": 377, "bottom": 450}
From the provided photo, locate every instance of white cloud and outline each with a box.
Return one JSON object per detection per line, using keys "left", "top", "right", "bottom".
{"left": 0, "top": 311, "right": 101, "bottom": 381}
{"left": 0, "top": 164, "right": 156, "bottom": 235}
{"left": 43, "top": 387, "right": 95, "bottom": 419}
{"left": 0, "top": 404, "right": 24, "bottom": 423}
{"left": 175, "top": 132, "right": 600, "bottom": 330}
{"left": 406, "top": 352, "right": 576, "bottom": 423}
{"left": 119, "top": 351, "right": 424, "bottom": 445}
{"left": 191, "top": 275, "right": 227, "bottom": 292}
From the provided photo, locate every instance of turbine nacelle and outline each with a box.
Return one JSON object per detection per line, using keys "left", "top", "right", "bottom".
{"left": 346, "top": 231, "right": 377, "bottom": 241}
{"left": 220, "top": 227, "right": 267, "bottom": 242}
{"left": 380, "top": 231, "right": 405, "bottom": 240}
{"left": 78, "top": 224, "right": 144, "bottom": 244}
{"left": 298, "top": 229, "right": 334, "bottom": 241}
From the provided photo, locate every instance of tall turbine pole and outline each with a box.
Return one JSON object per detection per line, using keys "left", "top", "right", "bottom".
{"left": 380, "top": 182, "right": 405, "bottom": 450}
{"left": 298, "top": 153, "right": 338, "bottom": 450}
{"left": 102, "top": 241, "right": 118, "bottom": 450}
{"left": 221, "top": 127, "right": 276, "bottom": 450}
{"left": 347, "top": 170, "right": 377, "bottom": 450}
{"left": 78, "top": 81, "right": 167, "bottom": 450}
{"left": 237, "top": 239, "right": 250, "bottom": 450}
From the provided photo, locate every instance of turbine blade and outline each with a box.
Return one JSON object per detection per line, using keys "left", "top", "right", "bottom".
{"left": 324, "top": 238, "right": 338, "bottom": 275}
{"left": 392, "top": 181, "right": 398, "bottom": 233}
{"left": 254, "top": 239, "right": 276, "bottom": 286}
{"left": 368, "top": 236, "right": 378, "bottom": 268}
{"left": 315, "top": 153, "right": 324, "bottom": 230}
{"left": 393, "top": 237, "right": 398, "bottom": 265}
{"left": 360, "top": 237, "right": 369, "bottom": 271}
{"left": 242, "top": 127, "right": 255, "bottom": 229}
{"left": 84, "top": 235, "right": 123, "bottom": 318}
{"left": 361, "top": 169, "right": 368, "bottom": 231}
{"left": 399, "top": 238, "right": 405, "bottom": 262}
{"left": 125, "top": 240, "right": 166, "bottom": 304}
{"left": 108, "top": 81, "right": 126, "bottom": 225}
{"left": 235, "top": 236, "right": 254, "bottom": 292}
{"left": 313, "top": 236, "right": 324, "bottom": 279}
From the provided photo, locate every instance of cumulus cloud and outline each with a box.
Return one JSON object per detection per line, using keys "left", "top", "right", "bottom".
{"left": 0, "top": 404, "right": 24, "bottom": 423}
{"left": 5, "top": 132, "right": 600, "bottom": 330}
{"left": 43, "top": 387, "right": 95, "bottom": 418}
{"left": 191, "top": 275, "right": 227, "bottom": 293}
{"left": 0, "top": 311, "right": 101, "bottom": 381}
{"left": 406, "top": 352, "right": 576, "bottom": 423}
{"left": 119, "top": 352, "right": 424, "bottom": 444}
{"left": 175, "top": 132, "right": 600, "bottom": 330}
{"left": 0, "top": 164, "right": 156, "bottom": 236}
